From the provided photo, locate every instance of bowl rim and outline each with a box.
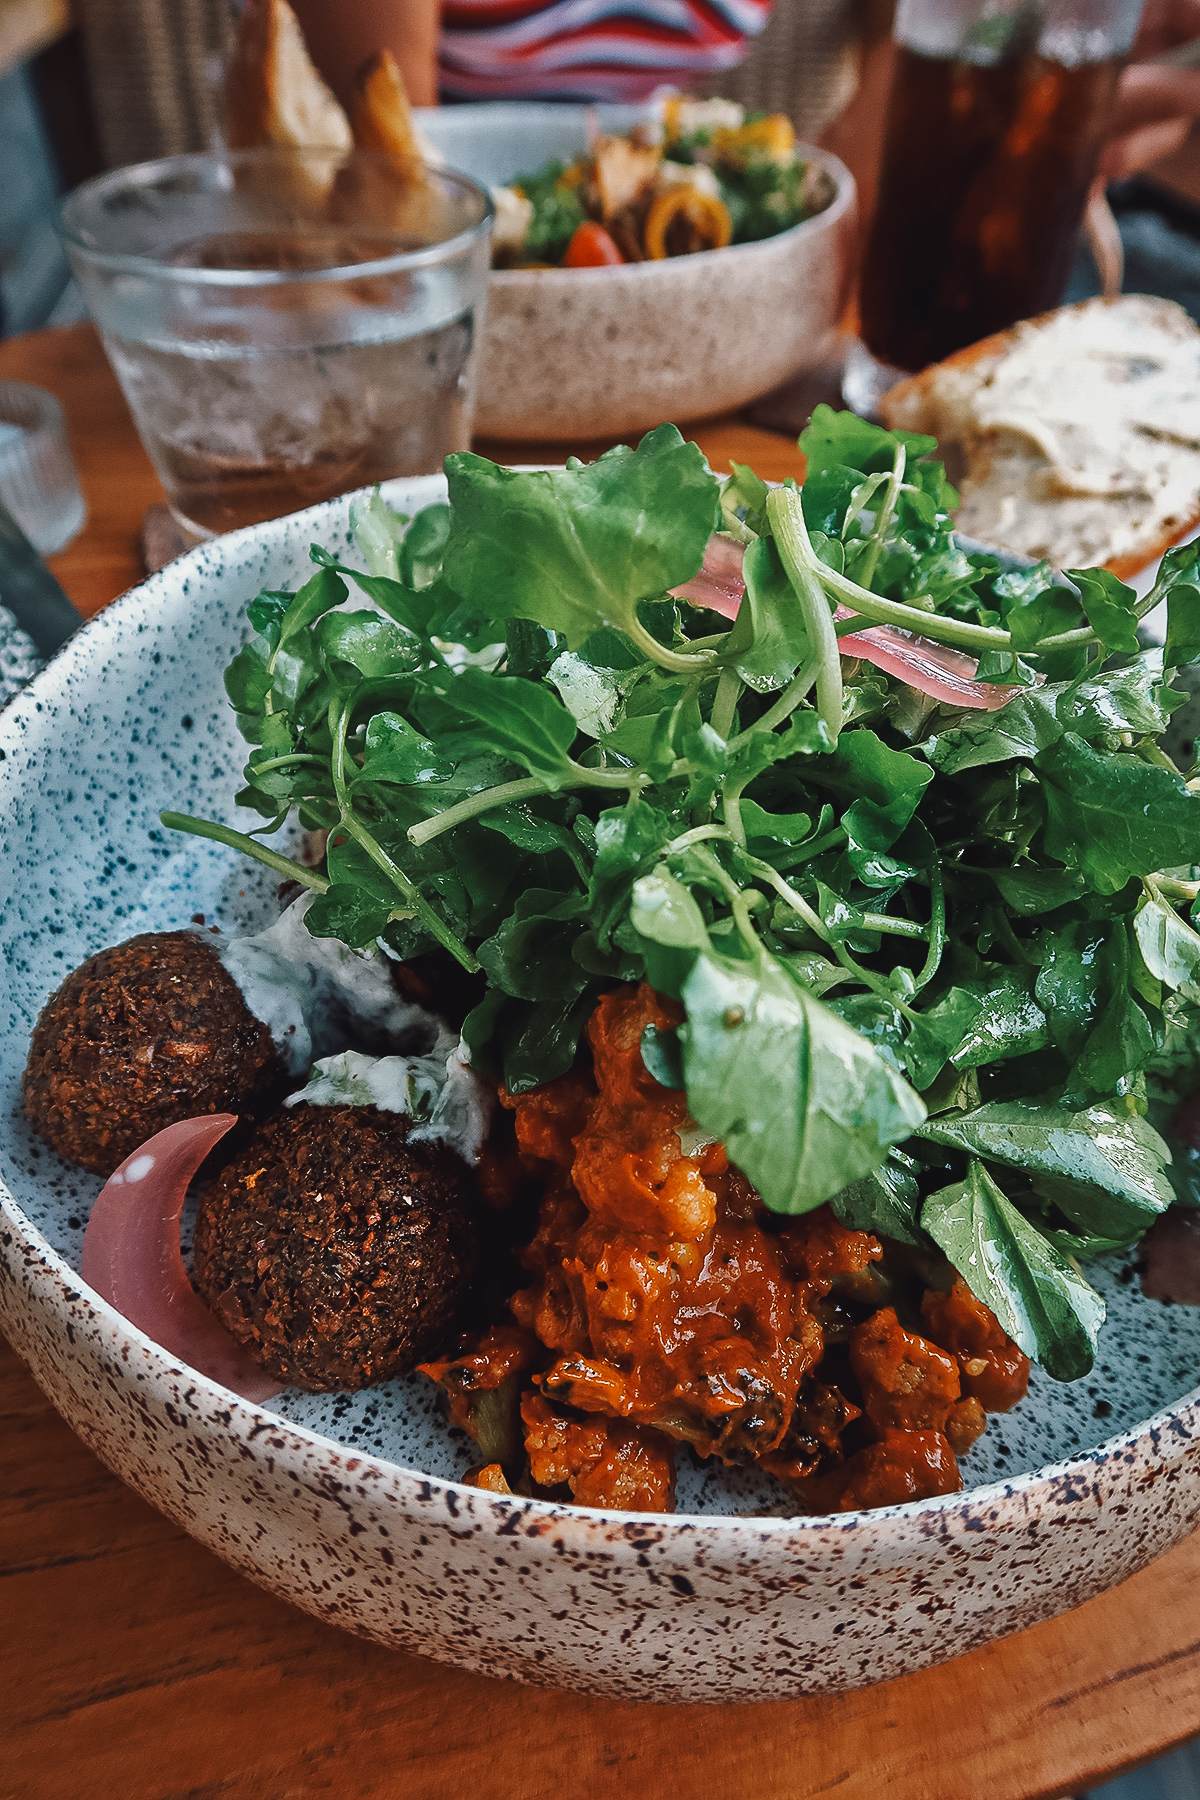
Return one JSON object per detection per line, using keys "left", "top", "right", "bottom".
{"left": 3, "top": 482, "right": 1198, "bottom": 1540}
{"left": 487, "top": 141, "right": 855, "bottom": 286}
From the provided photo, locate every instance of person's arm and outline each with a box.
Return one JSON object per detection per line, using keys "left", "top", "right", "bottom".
{"left": 1101, "top": 0, "right": 1200, "bottom": 183}
{"left": 288, "top": 0, "right": 440, "bottom": 109}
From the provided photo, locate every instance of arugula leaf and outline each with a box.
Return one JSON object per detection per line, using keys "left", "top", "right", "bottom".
{"left": 720, "top": 463, "right": 770, "bottom": 541}
{"left": 1067, "top": 568, "right": 1141, "bottom": 657}
{"left": 679, "top": 948, "right": 926, "bottom": 1213}
{"left": 353, "top": 712, "right": 452, "bottom": 787}
{"left": 922, "top": 687, "right": 1062, "bottom": 774}
{"left": 641, "top": 1022, "right": 686, "bottom": 1089}
{"left": 315, "top": 612, "right": 421, "bottom": 680}
{"left": 398, "top": 503, "right": 451, "bottom": 590}
{"left": 726, "top": 536, "right": 812, "bottom": 693}
{"left": 476, "top": 888, "right": 589, "bottom": 1002}
{"left": 479, "top": 804, "right": 591, "bottom": 881}
{"left": 739, "top": 800, "right": 815, "bottom": 850}
{"left": 810, "top": 729, "right": 933, "bottom": 830}
{"left": 281, "top": 566, "right": 348, "bottom": 648}
{"left": 416, "top": 666, "right": 579, "bottom": 786}
{"left": 918, "top": 1097, "right": 1174, "bottom": 1217}
{"left": 1134, "top": 888, "right": 1200, "bottom": 1002}
{"left": 588, "top": 799, "right": 673, "bottom": 950}
{"left": 947, "top": 970, "right": 1048, "bottom": 1068}
{"left": 303, "top": 882, "right": 394, "bottom": 948}
{"left": 1034, "top": 920, "right": 1106, "bottom": 1060}
{"left": 799, "top": 404, "right": 935, "bottom": 477}
{"left": 1036, "top": 733, "right": 1200, "bottom": 893}
{"left": 922, "top": 1162, "right": 1105, "bottom": 1380}
{"left": 1027, "top": 1170, "right": 1158, "bottom": 1246}
{"left": 905, "top": 986, "right": 986, "bottom": 1089}
{"left": 724, "top": 712, "right": 833, "bottom": 793}
{"left": 548, "top": 651, "right": 636, "bottom": 737}
{"left": 800, "top": 465, "right": 861, "bottom": 538}
{"left": 829, "top": 1152, "right": 924, "bottom": 1245}
{"left": 988, "top": 867, "right": 1087, "bottom": 914}
{"left": 1058, "top": 657, "right": 1181, "bottom": 741}
{"left": 349, "top": 488, "right": 408, "bottom": 578}
{"left": 1151, "top": 542, "right": 1200, "bottom": 670}
{"left": 224, "top": 639, "right": 273, "bottom": 718}
{"left": 443, "top": 426, "right": 720, "bottom": 649}
{"left": 1167, "top": 582, "right": 1200, "bottom": 673}
{"left": 466, "top": 982, "right": 600, "bottom": 1094}
{"left": 992, "top": 561, "right": 1077, "bottom": 651}
{"left": 630, "top": 869, "right": 713, "bottom": 996}
{"left": 1071, "top": 923, "right": 1156, "bottom": 1096}
{"left": 340, "top": 572, "right": 438, "bottom": 641}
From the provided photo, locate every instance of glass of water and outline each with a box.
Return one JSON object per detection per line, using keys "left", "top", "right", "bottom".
{"left": 61, "top": 149, "right": 493, "bottom": 540}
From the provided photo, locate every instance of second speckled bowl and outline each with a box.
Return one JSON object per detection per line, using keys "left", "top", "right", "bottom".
{"left": 417, "top": 106, "right": 856, "bottom": 440}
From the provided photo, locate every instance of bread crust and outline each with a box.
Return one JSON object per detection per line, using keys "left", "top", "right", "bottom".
{"left": 225, "top": 0, "right": 352, "bottom": 153}
{"left": 879, "top": 297, "right": 1200, "bottom": 578}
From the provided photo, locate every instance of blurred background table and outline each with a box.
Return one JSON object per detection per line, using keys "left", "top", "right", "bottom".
{"left": 3, "top": 320, "right": 1200, "bottom": 1800}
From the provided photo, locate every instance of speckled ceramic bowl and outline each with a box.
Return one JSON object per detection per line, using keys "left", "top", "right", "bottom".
{"left": 415, "top": 105, "right": 856, "bottom": 441}
{"left": 2, "top": 485, "right": 1200, "bottom": 1703}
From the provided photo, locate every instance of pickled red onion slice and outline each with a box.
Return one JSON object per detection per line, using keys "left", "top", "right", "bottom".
{"left": 81, "top": 1114, "right": 282, "bottom": 1403}
{"left": 670, "top": 534, "right": 746, "bottom": 619}
{"left": 835, "top": 613, "right": 1022, "bottom": 712}
{"left": 672, "top": 536, "right": 1019, "bottom": 712}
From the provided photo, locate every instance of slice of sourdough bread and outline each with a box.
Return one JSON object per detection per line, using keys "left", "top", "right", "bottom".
{"left": 879, "top": 295, "right": 1200, "bottom": 578}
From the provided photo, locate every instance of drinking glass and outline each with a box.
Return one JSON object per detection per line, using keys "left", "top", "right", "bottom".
{"left": 0, "top": 382, "right": 86, "bottom": 555}
{"left": 61, "top": 149, "right": 493, "bottom": 540}
{"left": 851, "top": 0, "right": 1144, "bottom": 396}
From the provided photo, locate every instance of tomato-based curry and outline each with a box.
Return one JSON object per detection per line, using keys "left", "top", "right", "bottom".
{"left": 421, "top": 983, "right": 1029, "bottom": 1513}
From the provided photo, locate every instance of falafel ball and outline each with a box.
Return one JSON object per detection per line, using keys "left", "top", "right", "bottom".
{"left": 23, "top": 931, "right": 287, "bottom": 1175}
{"left": 193, "top": 1104, "right": 479, "bottom": 1391}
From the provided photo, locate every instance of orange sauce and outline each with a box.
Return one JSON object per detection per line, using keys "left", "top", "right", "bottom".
{"left": 423, "top": 982, "right": 1030, "bottom": 1513}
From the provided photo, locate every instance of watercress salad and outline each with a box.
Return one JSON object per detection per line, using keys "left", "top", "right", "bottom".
{"left": 165, "top": 408, "right": 1200, "bottom": 1385}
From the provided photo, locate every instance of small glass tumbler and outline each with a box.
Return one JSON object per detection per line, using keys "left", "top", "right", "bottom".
{"left": 60, "top": 148, "right": 493, "bottom": 540}
{"left": 0, "top": 382, "right": 86, "bottom": 556}
{"left": 855, "top": 0, "right": 1144, "bottom": 383}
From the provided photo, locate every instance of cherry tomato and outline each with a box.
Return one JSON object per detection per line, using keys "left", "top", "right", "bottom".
{"left": 563, "top": 222, "right": 624, "bottom": 268}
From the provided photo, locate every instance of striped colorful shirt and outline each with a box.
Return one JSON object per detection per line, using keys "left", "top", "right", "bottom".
{"left": 439, "top": 0, "right": 773, "bottom": 101}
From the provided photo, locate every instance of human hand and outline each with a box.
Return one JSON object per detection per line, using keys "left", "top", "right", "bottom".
{"left": 1100, "top": 0, "right": 1200, "bottom": 182}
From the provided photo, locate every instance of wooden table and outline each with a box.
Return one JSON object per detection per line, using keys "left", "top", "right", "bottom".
{"left": 4, "top": 322, "right": 1200, "bottom": 1800}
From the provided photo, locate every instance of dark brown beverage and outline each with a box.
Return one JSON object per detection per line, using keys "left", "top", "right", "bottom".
{"left": 859, "top": 45, "right": 1122, "bottom": 372}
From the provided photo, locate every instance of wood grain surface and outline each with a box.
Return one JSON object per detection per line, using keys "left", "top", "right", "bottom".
{"left": 3, "top": 322, "right": 1200, "bottom": 1800}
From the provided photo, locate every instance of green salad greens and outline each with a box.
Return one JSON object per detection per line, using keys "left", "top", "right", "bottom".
{"left": 165, "top": 409, "right": 1200, "bottom": 1385}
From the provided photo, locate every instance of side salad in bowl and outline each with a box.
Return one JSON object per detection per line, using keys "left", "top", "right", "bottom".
{"left": 21, "top": 406, "right": 1200, "bottom": 1523}
{"left": 492, "top": 97, "right": 833, "bottom": 269}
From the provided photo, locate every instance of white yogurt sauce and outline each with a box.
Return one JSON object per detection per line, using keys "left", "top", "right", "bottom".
{"left": 215, "top": 893, "right": 439, "bottom": 1078}
{"left": 214, "top": 896, "right": 493, "bottom": 1161}
{"left": 286, "top": 1040, "right": 493, "bottom": 1165}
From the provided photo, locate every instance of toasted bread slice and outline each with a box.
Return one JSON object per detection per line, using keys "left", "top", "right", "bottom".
{"left": 880, "top": 296, "right": 1200, "bottom": 578}
{"left": 328, "top": 50, "right": 445, "bottom": 239}
{"left": 226, "top": 0, "right": 352, "bottom": 152}
{"left": 350, "top": 50, "right": 429, "bottom": 187}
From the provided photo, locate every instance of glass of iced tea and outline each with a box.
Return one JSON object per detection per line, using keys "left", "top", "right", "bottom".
{"left": 61, "top": 149, "right": 493, "bottom": 539}
{"left": 852, "top": 0, "right": 1143, "bottom": 392}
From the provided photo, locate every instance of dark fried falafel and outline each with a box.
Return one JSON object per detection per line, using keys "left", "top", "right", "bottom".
{"left": 193, "top": 1104, "right": 478, "bottom": 1391}
{"left": 22, "top": 931, "right": 287, "bottom": 1175}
